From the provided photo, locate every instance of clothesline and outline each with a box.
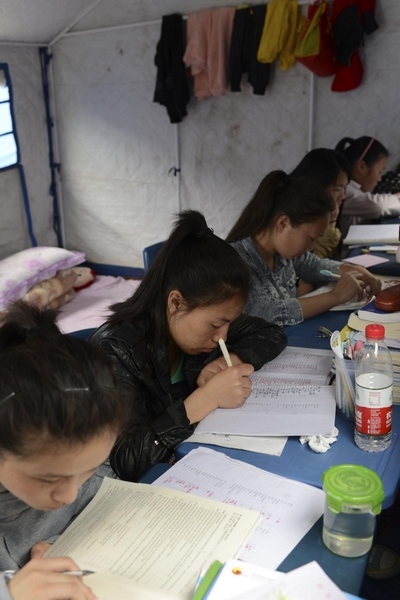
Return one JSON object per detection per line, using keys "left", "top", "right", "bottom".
{"left": 61, "top": 1, "right": 332, "bottom": 39}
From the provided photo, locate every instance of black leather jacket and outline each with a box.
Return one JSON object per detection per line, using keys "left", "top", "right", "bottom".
{"left": 90, "top": 314, "right": 286, "bottom": 482}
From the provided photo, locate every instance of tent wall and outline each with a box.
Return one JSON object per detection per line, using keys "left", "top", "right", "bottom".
{"left": 0, "top": 46, "right": 56, "bottom": 259}
{"left": 1, "top": 1, "right": 399, "bottom": 267}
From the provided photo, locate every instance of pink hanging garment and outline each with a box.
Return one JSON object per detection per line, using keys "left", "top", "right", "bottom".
{"left": 184, "top": 9, "right": 213, "bottom": 100}
{"left": 208, "top": 7, "right": 235, "bottom": 97}
{"left": 184, "top": 7, "right": 235, "bottom": 99}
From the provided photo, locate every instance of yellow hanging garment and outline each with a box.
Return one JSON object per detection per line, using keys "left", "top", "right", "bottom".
{"left": 257, "top": 0, "right": 300, "bottom": 68}
{"left": 280, "top": 4, "right": 305, "bottom": 70}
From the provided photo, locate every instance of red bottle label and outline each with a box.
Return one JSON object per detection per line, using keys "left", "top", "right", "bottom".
{"left": 355, "top": 405, "right": 392, "bottom": 435}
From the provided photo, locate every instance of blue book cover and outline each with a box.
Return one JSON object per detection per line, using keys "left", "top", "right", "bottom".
{"left": 358, "top": 299, "right": 400, "bottom": 323}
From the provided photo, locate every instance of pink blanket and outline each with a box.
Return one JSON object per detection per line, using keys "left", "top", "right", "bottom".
{"left": 57, "top": 275, "right": 141, "bottom": 334}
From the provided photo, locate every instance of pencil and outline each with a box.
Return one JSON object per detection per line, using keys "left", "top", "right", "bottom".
{"left": 219, "top": 338, "right": 233, "bottom": 367}
{"left": 3, "top": 570, "right": 95, "bottom": 581}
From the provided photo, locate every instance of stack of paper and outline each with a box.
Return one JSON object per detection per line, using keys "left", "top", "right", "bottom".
{"left": 343, "top": 223, "right": 400, "bottom": 245}
{"left": 197, "top": 559, "right": 348, "bottom": 600}
{"left": 202, "top": 560, "right": 346, "bottom": 600}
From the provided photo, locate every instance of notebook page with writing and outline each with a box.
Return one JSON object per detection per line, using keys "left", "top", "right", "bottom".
{"left": 154, "top": 448, "right": 325, "bottom": 570}
{"left": 257, "top": 346, "right": 333, "bottom": 381}
{"left": 45, "top": 478, "right": 261, "bottom": 600}
{"left": 195, "top": 380, "right": 336, "bottom": 436}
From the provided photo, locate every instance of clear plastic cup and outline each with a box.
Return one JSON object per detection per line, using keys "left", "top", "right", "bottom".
{"left": 322, "top": 465, "right": 384, "bottom": 558}
{"left": 334, "top": 356, "right": 356, "bottom": 421}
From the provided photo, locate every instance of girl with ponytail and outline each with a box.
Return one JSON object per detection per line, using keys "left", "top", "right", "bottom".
{"left": 90, "top": 210, "right": 286, "bottom": 482}
{"left": 226, "top": 170, "right": 381, "bottom": 326}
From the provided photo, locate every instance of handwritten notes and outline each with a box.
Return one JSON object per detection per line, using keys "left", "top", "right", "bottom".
{"left": 154, "top": 448, "right": 325, "bottom": 569}
{"left": 258, "top": 347, "right": 333, "bottom": 382}
{"left": 195, "top": 347, "right": 336, "bottom": 437}
{"left": 195, "top": 383, "right": 336, "bottom": 436}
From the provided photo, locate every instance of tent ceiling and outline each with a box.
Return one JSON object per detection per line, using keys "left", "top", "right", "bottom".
{"left": 0, "top": 0, "right": 237, "bottom": 45}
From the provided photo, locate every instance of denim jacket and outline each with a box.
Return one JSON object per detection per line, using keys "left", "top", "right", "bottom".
{"left": 231, "top": 237, "right": 341, "bottom": 326}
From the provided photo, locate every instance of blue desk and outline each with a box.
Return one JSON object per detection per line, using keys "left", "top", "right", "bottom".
{"left": 345, "top": 247, "right": 400, "bottom": 277}
{"left": 174, "top": 309, "right": 400, "bottom": 596}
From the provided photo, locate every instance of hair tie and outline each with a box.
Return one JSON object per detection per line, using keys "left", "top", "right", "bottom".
{"left": 276, "top": 174, "right": 291, "bottom": 189}
{"left": 359, "top": 138, "right": 374, "bottom": 162}
{"left": 196, "top": 227, "right": 214, "bottom": 239}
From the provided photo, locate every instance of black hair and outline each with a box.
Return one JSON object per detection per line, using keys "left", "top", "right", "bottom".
{"left": 226, "top": 170, "right": 334, "bottom": 243}
{"left": 335, "top": 137, "right": 388, "bottom": 169}
{"left": 290, "top": 148, "right": 351, "bottom": 188}
{"left": 106, "top": 210, "right": 251, "bottom": 343}
{"left": 0, "top": 301, "right": 129, "bottom": 456}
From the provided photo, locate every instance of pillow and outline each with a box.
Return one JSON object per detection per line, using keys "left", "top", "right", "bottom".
{"left": 0, "top": 246, "right": 85, "bottom": 310}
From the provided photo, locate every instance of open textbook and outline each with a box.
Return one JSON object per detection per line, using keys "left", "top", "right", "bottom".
{"left": 45, "top": 478, "right": 261, "bottom": 600}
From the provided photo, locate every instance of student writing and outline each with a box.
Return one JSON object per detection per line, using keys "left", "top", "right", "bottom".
{"left": 335, "top": 136, "right": 400, "bottom": 238}
{"left": 0, "top": 301, "right": 129, "bottom": 600}
{"left": 226, "top": 171, "right": 382, "bottom": 327}
{"left": 90, "top": 210, "right": 287, "bottom": 482}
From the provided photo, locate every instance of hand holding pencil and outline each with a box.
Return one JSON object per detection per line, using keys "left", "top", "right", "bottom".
{"left": 7, "top": 557, "right": 97, "bottom": 600}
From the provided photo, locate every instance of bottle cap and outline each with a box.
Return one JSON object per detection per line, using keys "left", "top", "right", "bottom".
{"left": 365, "top": 324, "right": 385, "bottom": 340}
{"left": 322, "top": 464, "right": 384, "bottom": 514}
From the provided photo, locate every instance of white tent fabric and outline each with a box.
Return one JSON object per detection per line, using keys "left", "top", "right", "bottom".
{"left": 0, "top": 45, "right": 56, "bottom": 259}
{"left": 0, "top": 0, "right": 399, "bottom": 267}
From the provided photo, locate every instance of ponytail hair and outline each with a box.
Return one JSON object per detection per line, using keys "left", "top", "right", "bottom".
{"left": 0, "top": 301, "right": 129, "bottom": 456}
{"left": 335, "top": 136, "right": 388, "bottom": 168}
{"left": 226, "top": 170, "right": 333, "bottom": 243}
{"left": 106, "top": 210, "right": 251, "bottom": 343}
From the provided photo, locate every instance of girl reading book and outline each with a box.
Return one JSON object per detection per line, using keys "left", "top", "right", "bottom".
{"left": 90, "top": 210, "right": 287, "bottom": 482}
{"left": 225, "top": 171, "right": 382, "bottom": 326}
{"left": 0, "top": 302, "right": 129, "bottom": 600}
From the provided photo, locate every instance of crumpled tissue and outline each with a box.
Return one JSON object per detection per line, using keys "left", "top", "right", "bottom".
{"left": 299, "top": 427, "right": 339, "bottom": 453}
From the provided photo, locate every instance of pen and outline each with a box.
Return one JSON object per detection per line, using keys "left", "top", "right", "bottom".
{"left": 320, "top": 269, "right": 341, "bottom": 280}
{"left": 3, "top": 570, "right": 95, "bottom": 581}
{"left": 218, "top": 338, "right": 233, "bottom": 367}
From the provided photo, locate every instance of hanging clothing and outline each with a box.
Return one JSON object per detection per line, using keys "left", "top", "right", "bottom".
{"left": 184, "top": 7, "right": 235, "bottom": 100}
{"left": 229, "top": 4, "right": 271, "bottom": 95}
{"left": 153, "top": 14, "right": 190, "bottom": 123}
{"left": 331, "top": 0, "right": 378, "bottom": 92}
{"left": 257, "top": 0, "right": 301, "bottom": 70}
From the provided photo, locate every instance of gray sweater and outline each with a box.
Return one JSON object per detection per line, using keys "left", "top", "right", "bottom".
{"left": 0, "top": 463, "right": 114, "bottom": 600}
{"left": 231, "top": 237, "right": 341, "bottom": 326}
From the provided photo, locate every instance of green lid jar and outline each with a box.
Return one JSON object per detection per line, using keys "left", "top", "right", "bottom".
{"left": 322, "top": 464, "right": 385, "bottom": 557}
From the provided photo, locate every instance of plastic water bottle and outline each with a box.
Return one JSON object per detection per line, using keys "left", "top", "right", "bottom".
{"left": 354, "top": 324, "right": 393, "bottom": 452}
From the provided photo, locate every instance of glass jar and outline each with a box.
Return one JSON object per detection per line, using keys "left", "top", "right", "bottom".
{"left": 322, "top": 464, "right": 384, "bottom": 557}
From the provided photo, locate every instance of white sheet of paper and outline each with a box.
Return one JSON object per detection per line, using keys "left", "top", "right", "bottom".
{"left": 183, "top": 432, "right": 287, "bottom": 456}
{"left": 195, "top": 383, "right": 336, "bottom": 436}
{"left": 203, "top": 559, "right": 282, "bottom": 600}
{"left": 153, "top": 448, "right": 325, "bottom": 569}
{"left": 343, "top": 254, "right": 389, "bottom": 267}
{"left": 45, "top": 478, "right": 261, "bottom": 599}
{"left": 232, "top": 561, "right": 348, "bottom": 600}
{"left": 257, "top": 347, "right": 333, "bottom": 381}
